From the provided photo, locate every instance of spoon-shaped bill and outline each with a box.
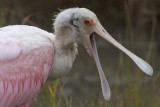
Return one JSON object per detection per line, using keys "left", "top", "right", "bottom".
{"left": 90, "top": 34, "right": 110, "bottom": 100}
{"left": 94, "top": 22, "right": 153, "bottom": 76}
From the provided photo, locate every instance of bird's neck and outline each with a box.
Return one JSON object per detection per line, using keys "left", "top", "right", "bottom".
{"left": 53, "top": 26, "right": 77, "bottom": 54}
{"left": 54, "top": 26, "right": 75, "bottom": 47}
{"left": 49, "top": 26, "right": 78, "bottom": 80}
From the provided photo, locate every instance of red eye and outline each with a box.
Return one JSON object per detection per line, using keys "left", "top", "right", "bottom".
{"left": 84, "top": 19, "right": 91, "bottom": 25}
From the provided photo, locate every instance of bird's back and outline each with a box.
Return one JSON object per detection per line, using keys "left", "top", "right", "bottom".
{"left": 0, "top": 25, "right": 55, "bottom": 107}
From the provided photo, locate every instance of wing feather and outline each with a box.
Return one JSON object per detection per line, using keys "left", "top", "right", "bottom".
{"left": 0, "top": 25, "right": 55, "bottom": 61}
{"left": 0, "top": 25, "right": 55, "bottom": 106}
{"left": 0, "top": 39, "right": 21, "bottom": 61}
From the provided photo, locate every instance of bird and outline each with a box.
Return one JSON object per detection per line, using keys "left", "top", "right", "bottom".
{"left": 0, "top": 8, "right": 153, "bottom": 107}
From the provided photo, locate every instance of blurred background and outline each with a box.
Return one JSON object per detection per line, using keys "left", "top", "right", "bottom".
{"left": 0, "top": 0, "right": 160, "bottom": 106}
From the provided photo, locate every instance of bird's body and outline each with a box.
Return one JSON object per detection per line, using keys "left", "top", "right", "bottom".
{"left": 0, "top": 8, "right": 153, "bottom": 107}
{"left": 0, "top": 24, "right": 78, "bottom": 107}
{"left": 0, "top": 25, "right": 56, "bottom": 106}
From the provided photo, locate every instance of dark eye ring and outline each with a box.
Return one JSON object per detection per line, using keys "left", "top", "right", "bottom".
{"left": 84, "top": 19, "right": 91, "bottom": 25}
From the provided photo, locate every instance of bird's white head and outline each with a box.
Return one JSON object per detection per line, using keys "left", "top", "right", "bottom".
{"left": 54, "top": 8, "right": 153, "bottom": 100}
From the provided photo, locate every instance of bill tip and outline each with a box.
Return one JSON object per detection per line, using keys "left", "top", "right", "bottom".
{"left": 146, "top": 67, "right": 153, "bottom": 76}
{"left": 103, "top": 91, "right": 111, "bottom": 101}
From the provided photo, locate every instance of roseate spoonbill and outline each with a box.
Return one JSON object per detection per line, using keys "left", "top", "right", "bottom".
{"left": 0, "top": 8, "right": 153, "bottom": 107}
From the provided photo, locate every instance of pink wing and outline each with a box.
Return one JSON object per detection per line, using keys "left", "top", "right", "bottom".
{"left": 0, "top": 38, "right": 54, "bottom": 107}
